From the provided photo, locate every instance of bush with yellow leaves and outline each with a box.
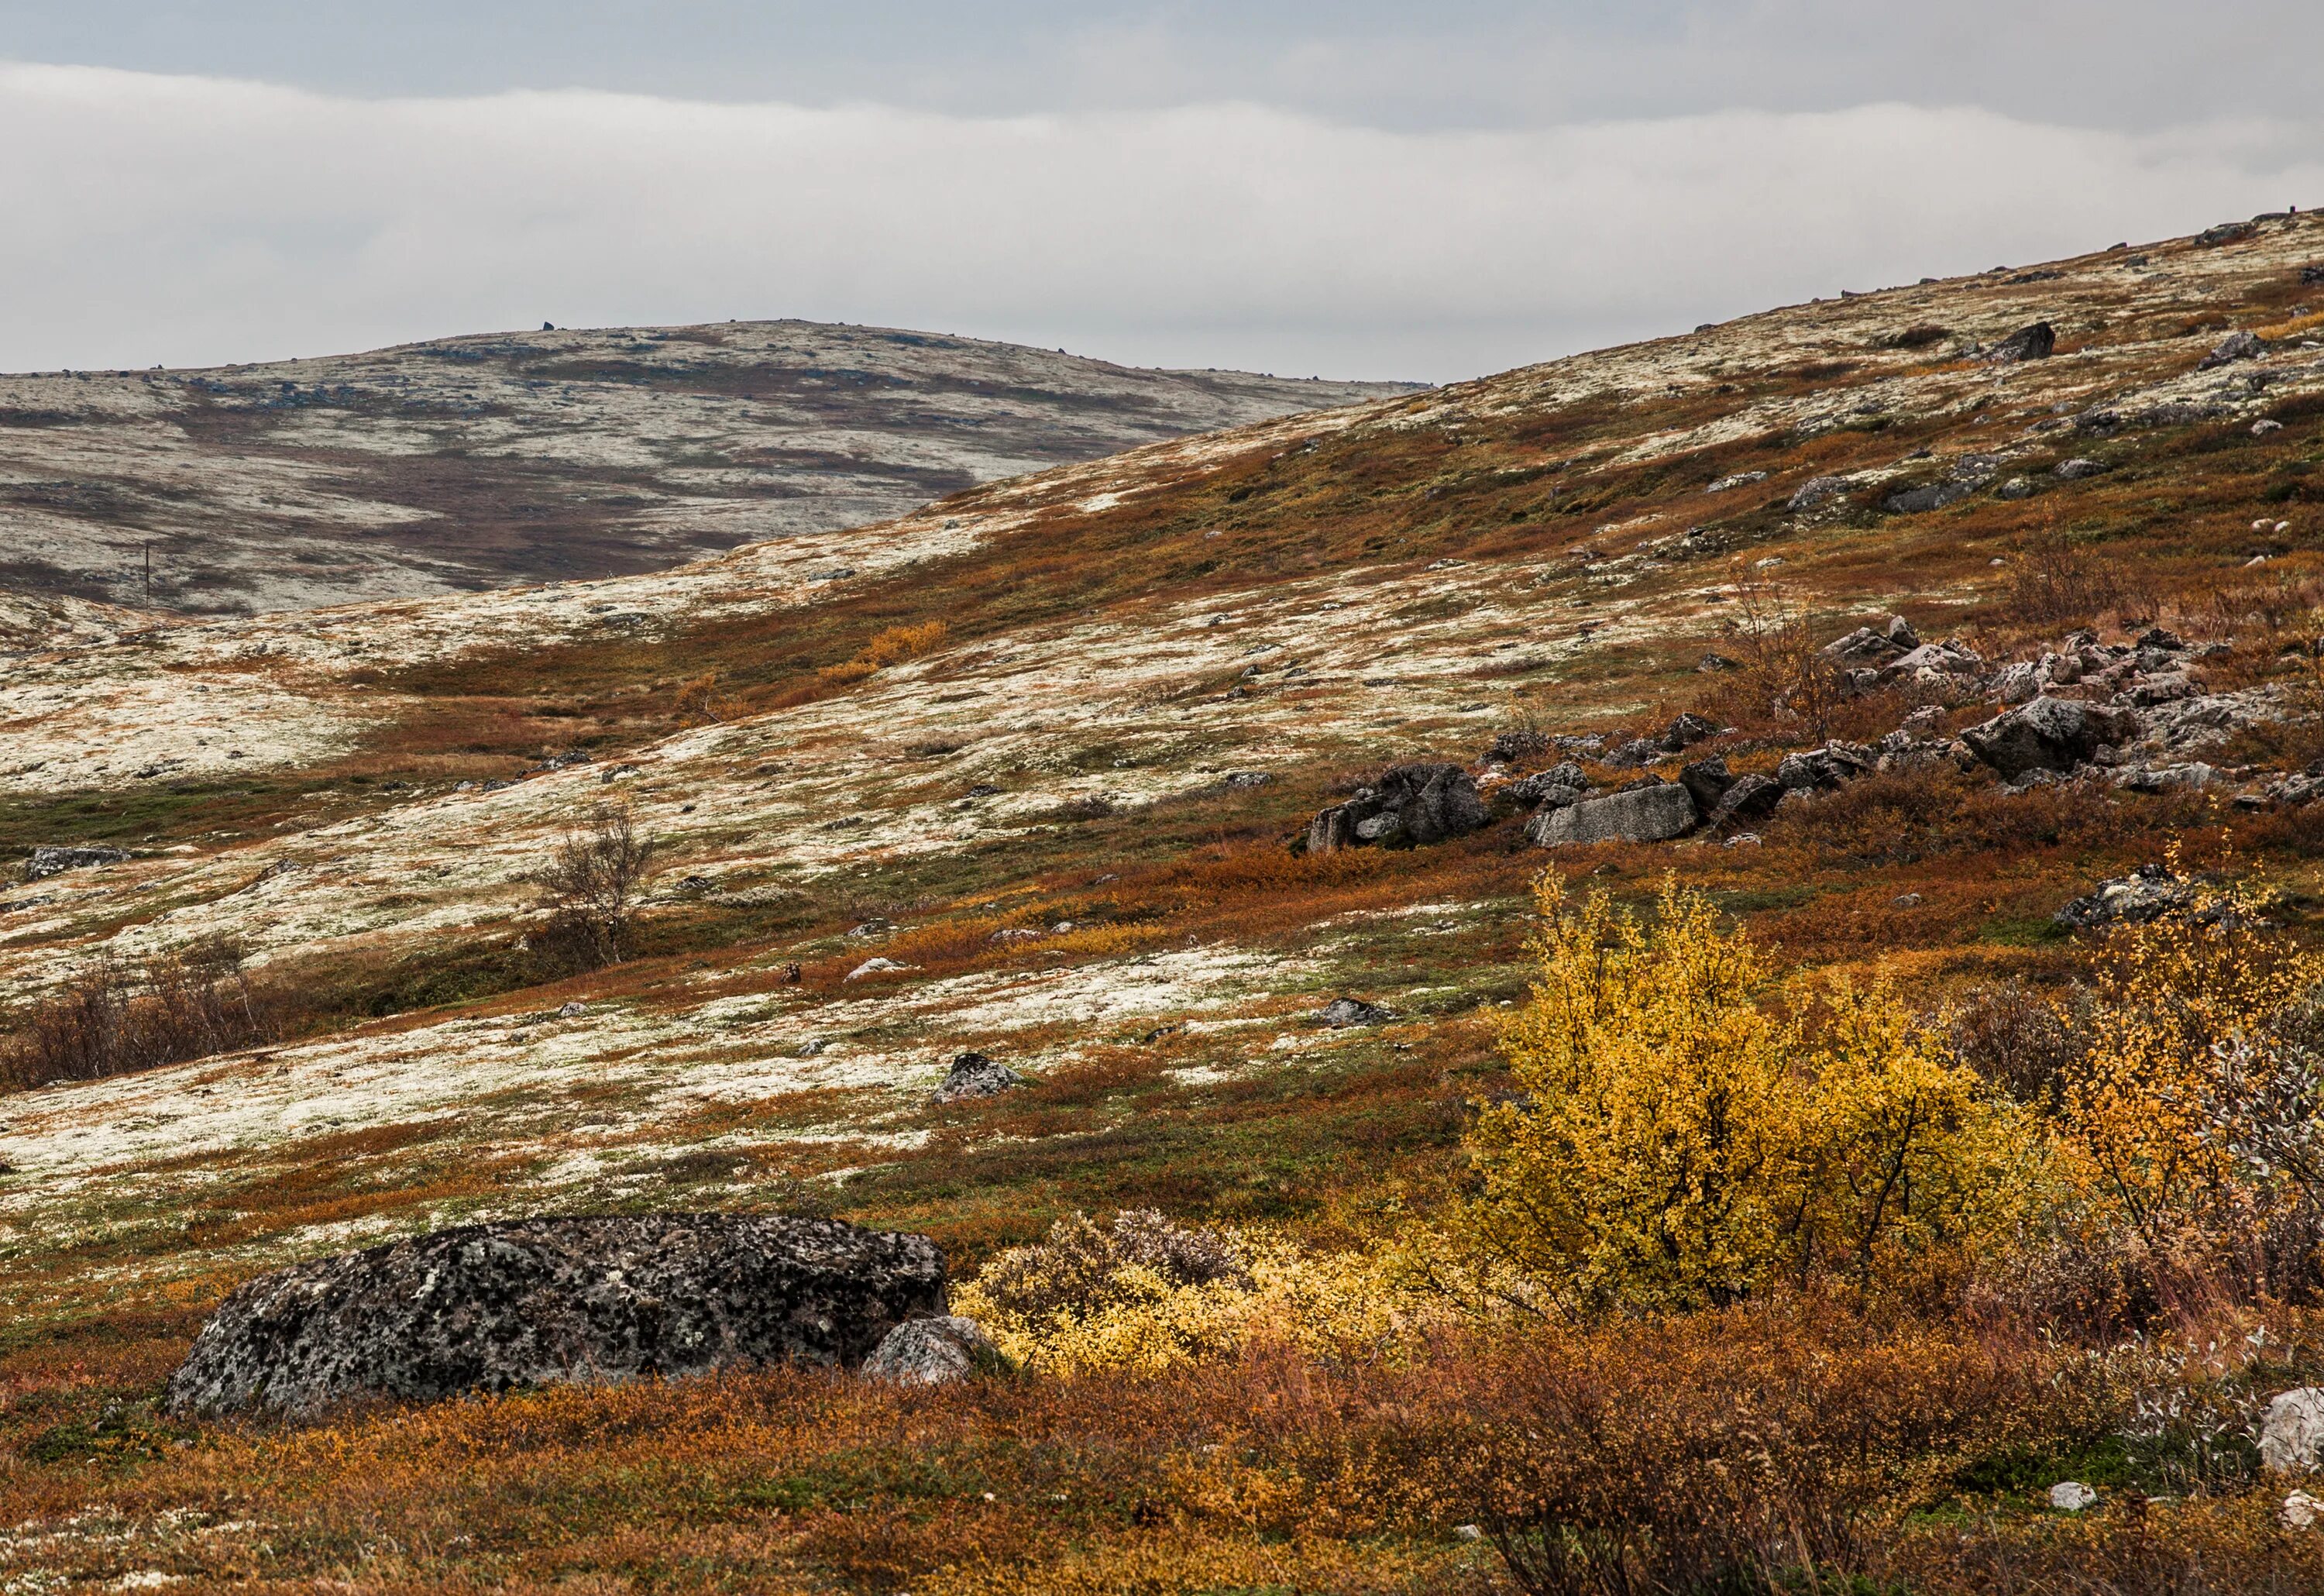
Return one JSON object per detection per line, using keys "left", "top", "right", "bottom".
{"left": 1457, "top": 875, "right": 2042, "bottom": 1312}
{"left": 953, "top": 1209, "right": 1452, "bottom": 1377}
{"left": 2058, "top": 867, "right": 2324, "bottom": 1288}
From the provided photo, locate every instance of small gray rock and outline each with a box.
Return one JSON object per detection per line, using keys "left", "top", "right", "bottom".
{"left": 2262, "top": 1388, "right": 2324, "bottom": 1473}
{"left": 2054, "top": 458, "right": 2107, "bottom": 480}
{"left": 933, "top": 1052, "right": 1026, "bottom": 1104}
{"left": 861, "top": 1316, "right": 1007, "bottom": 1385}
{"left": 1319, "top": 997, "right": 1391, "bottom": 1027}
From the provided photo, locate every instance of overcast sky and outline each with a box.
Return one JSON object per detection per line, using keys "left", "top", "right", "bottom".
{"left": 3, "top": 2, "right": 2321, "bottom": 381}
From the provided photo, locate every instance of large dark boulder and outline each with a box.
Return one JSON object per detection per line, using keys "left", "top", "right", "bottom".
{"left": 1960, "top": 696, "right": 2143, "bottom": 779}
{"left": 1707, "top": 773, "right": 1785, "bottom": 829}
{"left": 165, "top": 1214, "right": 946, "bottom": 1417}
{"left": 1305, "top": 762, "right": 1486, "bottom": 853}
{"left": 1677, "top": 755, "right": 1736, "bottom": 815}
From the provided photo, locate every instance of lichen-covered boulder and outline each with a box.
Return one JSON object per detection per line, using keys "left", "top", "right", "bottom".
{"left": 166, "top": 1214, "right": 946, "bottom": 1416}
{"left": 1960, "top": 695, "right": 2143, "bottom": 779}
{"left": 1306, "top": 762, "right": 1486, "bottom": 854}
{"left": 1530, "top": 783, "right": 1697, "bottom": 846}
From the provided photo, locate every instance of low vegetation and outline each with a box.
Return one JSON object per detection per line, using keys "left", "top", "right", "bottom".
{"left": 9, "top": 217, "right": 2324, "bottom": 1591}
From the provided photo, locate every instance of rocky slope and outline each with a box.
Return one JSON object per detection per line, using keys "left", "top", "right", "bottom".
{"left": 0, "top": 321, "right": 1417, "bottom": 613}
{"left": 3, "top": 208, "right": 2322, "bottom": 1337}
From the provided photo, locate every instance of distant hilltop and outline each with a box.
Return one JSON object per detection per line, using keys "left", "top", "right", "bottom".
{"left": 0, "top": 320, "right": 1422, "bottom": 614}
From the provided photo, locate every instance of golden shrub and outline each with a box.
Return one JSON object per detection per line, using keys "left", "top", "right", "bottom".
{"left": 954, "top": 1209, "right": 1450, "bottom": 1377}
{"left": 861, "top": 618, "right": 950, "bottom": 666}
{"left": 2061, "top": 869, "right": 2324, "bottom": 1248}
{"left": 1459, "top": 874, "right": 2040, "bottom": 1310}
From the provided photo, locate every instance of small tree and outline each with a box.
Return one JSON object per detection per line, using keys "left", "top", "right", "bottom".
{"left": 530, "top": 803, "right": 658, "bottom": 968}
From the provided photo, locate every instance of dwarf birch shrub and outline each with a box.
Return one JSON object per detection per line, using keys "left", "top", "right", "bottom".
{"left": 1459, "top": 875, "right": 2039, "bottom": 1311}
{"left": 2059, "top": 872, "right": 2324, "bottom": 1289}
{"left": 954, "top": 1209, "right": 1451, "bottom": 1376}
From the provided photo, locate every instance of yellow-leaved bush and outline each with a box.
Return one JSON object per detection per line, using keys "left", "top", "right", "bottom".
{"left": 952, "top": 1209, "right": 1452, "bottom": 1378}
{"left": 1457, "top": 874, "right": 2044, "bottom": 1312}
{"left": 2061, "top": 868, "right": 2324, "bottom": 1250}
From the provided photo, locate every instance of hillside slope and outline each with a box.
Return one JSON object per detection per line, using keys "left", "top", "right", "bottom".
{"left": 0, "top": 320, "right": 1417, "bottom": 613}
{"left": 3, "top": 215, "right": 2324, "bottom": 1585}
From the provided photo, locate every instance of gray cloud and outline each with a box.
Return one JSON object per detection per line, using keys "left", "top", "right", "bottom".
{"left": 1, "top": 63, "right": 2318, "bottom": 381}
{"left": 3, "top": 2, "right": 2318, "bottom": 130}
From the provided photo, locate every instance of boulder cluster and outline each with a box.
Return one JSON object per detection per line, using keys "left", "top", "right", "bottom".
{"left": 1293, "top": 614, "right": 2311, "bottom": 855}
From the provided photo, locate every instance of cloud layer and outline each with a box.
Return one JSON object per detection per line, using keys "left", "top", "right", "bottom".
{"left": 2, "top": 63, "right": 2319, "bottom": 382}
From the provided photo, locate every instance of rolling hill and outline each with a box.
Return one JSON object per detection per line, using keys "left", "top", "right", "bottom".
{"left": 0, "top": 320, "right": 1418, "bottom": 613}
{"left": 3, "top": 208, "right": 2323, "bottom": 1591}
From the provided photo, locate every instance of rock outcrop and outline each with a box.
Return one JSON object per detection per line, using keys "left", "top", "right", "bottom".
{"left": 2054, "top": 865, "right": 2195, "bottom": 930}
{"left": 166, "top": 1214, "right": 947, "bottom": 1416}
{"left": 1530, "top": 782, "right": 1698, "bottom": 846}
{"left": 1305, "top": 763, "right": 1487, "bottom": 853}
{"left": 1960, "top": 696, "right": 2142, "bottom": 779}
{"left": 25, "top": 845, "right": 131, "bottom": 880}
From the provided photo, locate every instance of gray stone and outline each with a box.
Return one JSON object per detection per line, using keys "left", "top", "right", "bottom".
{"left": 2054, "top": 865, "right": 2193, "bottom": 930}
{"left": 26, "top": 845, "right": 130, "bottom": 880}
{"left": 933, "top": 1052, "right": 1026, "bottom": 1103}
{"left": 1532, "top": 783, "right": 1697, "bottom": 846}
{"left": 2261, "top": 1388, "right": 2324, "bottom": 1473}
{"left": 2199, "top": 330, "right": 2264, "bottom": 370}
{"left": 861, "top": 1316, "right": 1007, "bottom": 1385}
{"left": 2054, "top": 457, "right": 2106, "bottom": 480}
{"left": 1787, "top": 475, "right": 1851, "bottom": 512}
{"left": 1960, "top": 696, "right": 2143, "bottom": 779}
{"left": 164, "top": 1214, "right": 946, "bottom": 1416}
{"left": 1305, "top": 762, "right": 1486, "bottom": 855}
{"left": 1707, "top": 774, "right": 1785, "bottom": 830}
{"left": 1677, "top": 755, "right": 1736, "bottom": 816}
{"left": 1988, "top": 322, "right": 2057, "bottom": 363}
